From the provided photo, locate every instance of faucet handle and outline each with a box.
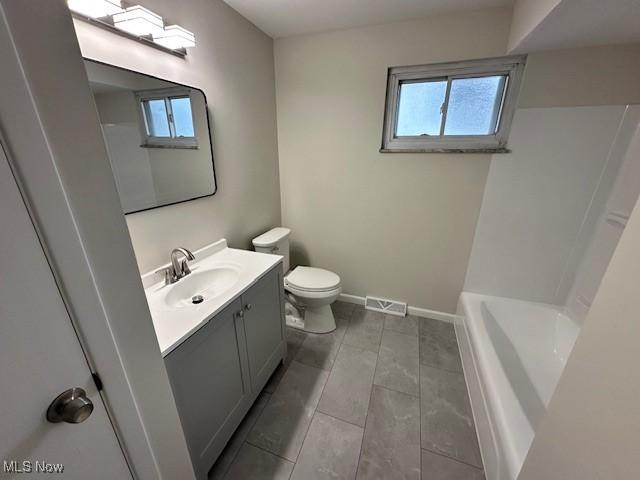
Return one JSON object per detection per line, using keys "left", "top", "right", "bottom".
{"left": 181, "top": 259, "right": 192, "bottom": 276}
{"left": 159, "top": 267, "right": 177, "bottom": 285}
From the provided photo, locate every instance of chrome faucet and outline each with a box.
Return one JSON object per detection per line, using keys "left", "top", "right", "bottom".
{"left": 163, "top": 247, "right": 196, "bottom": 285}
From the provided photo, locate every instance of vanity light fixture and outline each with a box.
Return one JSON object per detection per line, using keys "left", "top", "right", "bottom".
{"left": 152, "top": 25, "right": 196, "bottom": 50}
{"left": 68, "top": 0, "right": 123, "bottom": 18}
{"left": 69, "top": 1, "right": 195, "bottom": 57}
{"left": 112, "top": 5, "right": 164, "bottom": 36}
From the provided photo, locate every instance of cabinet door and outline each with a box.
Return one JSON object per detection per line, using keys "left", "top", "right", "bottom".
{"left": 242, "top": 266, "right": 286, "bottom": 392}
{"left": 164, "top": 299, "right": 251, "bottom": 479}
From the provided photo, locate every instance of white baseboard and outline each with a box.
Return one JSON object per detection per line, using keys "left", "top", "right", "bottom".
{"left": 407, "top": 305, "right": 457, "bottom": 323}
{"left": 338, "top": 293, "right": 457, "bottom": 323}
{"left": 338, "top": 293, "right": 366, "bottom": 305}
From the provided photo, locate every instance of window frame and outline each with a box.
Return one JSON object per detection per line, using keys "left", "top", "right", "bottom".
{"left": 381, "top": 55, "right": 526, "bottom": 153}
{"left": 135, "top": 87, "right": 198, "bottom": 149}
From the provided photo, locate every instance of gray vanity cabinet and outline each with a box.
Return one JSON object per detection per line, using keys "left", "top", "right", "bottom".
{"left": 242, "top": 267, "right": 286, "bottom": 392}
{"left": 164, "top": 298, "right": 252, "bottom": 478}
{"left": 164, "top": 264, "right": 286, "bottom": 479}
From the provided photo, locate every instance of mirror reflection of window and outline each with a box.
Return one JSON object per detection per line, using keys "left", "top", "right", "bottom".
{"left": 171, "top": 97, "right": 195, "bottom": 137}
{"left": 143, "top": 98, "right": 171, "bottom": 137}
{"left": 137, "top": 88, "right": 198, "bottom": 148}
{"left": 84, "top": 59, "right": 216, "bottom": 214}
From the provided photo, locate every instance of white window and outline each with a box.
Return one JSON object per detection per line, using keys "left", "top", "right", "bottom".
{"left": 136, "top": 88, "right": 198, "bottom": 148}
{"left": 381, "top": 55, "right": 526, "bottom": 153}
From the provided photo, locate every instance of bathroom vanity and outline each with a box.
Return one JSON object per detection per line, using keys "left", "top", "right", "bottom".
{"left": 142, "top": 240, "right": 286, "bottom": 479}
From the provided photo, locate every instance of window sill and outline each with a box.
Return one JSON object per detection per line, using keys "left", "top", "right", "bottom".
{"left": 140, "top": 143, "right": 199, "bottom": 150}
{"left": 379, "top": 147, "right": 511, "bottom": 154}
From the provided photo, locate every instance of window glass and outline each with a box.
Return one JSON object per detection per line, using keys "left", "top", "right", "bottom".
{"left": 395, "top": 80, "right": 447, "bottom": 137}
{"left": 382, "top": 56, "right": 525, "bottom": 151}
{"left": 170, "top": 97, "right": 195, "bottom": 137}
{"left": 144, "top": 99, "right": 170, "bottom": 137}
{"left": 444, "top": 75, "right": 506, "bottom": 135}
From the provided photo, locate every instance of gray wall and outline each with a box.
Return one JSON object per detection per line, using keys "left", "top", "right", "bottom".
{"left": 274, "top": 8, "right": 512, "bottom": 313}
{"left": 274, "top": 8, "right": 640, "bottom": 313}
{"left": 508, "top": 0, "right": 561, "bottom": 50}
{"left": 518, "top": 44, "right": 640, "bottom": 108}
{"left": 74, "top": 0, "right": 281, "bottom": 274}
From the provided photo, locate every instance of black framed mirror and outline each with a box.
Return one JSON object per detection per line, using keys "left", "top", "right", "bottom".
{"left": 84, "top": 59, "right": 216, "bottom": 214}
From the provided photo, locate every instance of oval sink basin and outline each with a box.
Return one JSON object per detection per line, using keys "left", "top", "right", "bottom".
{"left": 163, "top": 265, "right": 241, "bottom": 309}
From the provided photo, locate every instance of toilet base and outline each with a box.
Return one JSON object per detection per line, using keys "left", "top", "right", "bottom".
{"left": 284, "top": 301, "right": 305, "bottom": 330}
{"left": 286, "top": 303, "right": 336, "bottom": 334}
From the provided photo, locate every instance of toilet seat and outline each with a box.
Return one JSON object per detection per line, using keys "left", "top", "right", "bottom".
{"left": 285, "top": 266, "right": 340, "bottom": 293}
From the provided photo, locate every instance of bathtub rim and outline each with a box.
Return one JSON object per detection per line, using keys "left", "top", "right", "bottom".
{"left": 455, "top": 295, "right": 505, "bottom": 480}
{"left": 457, "top": 291, "right": 582, "bottom": 480}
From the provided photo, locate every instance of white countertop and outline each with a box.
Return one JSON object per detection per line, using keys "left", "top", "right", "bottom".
{"left": 142, "top": 239, "right": 282, "bottom": 357}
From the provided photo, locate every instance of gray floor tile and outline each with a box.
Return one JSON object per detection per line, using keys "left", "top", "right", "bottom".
{"left": 212, "top": 302, "right": 483, "bottom": 480}
{"left": 224, "top": 443, "right": 294, "bottom": 480}
{"left": 264, "top": 328, "right": 308, "bottom": 394}
{"left": 209, "top": 392, "right": 271, "bottom": 480}
{"left": 418, "top": 317, "right": 456, "bottom": 338}
{"left": 294, "top": 316, "right": 348, "bottom": 371}
{"left": 317, "top": 343, "right": 377, "bottom": 427}
{"left": 420, "top": 365, "right": 482, "bottom": 467}
{"left": 288, "top": 327, "right": 308, "bottom": 346}
{"left": 332, "top": 301, "right": 357, "bottom": 320}
{"left": 374, "top": 330, "right": 420, "bottom": 397}
{"left": 290, "top": 413, "right": 363, "bottom": 480}
{"left": 384, "top": 314, "right": 419, "bottom": 336}
{"left": 343, "top": 309, "right": 384, "bottom": 353}
{"left": 248, "top": 361, "right": 329, "bottom": 462}
{"left": 356, "top": 386, "right": 421, "bottom": 480}
{"left": 419, "top": 318, "right": 462, "bottom": 373}
{"left": 421, "top": 449, "right": 484, "bottom": 480}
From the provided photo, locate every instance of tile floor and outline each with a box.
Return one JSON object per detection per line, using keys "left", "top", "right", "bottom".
{"left": 209, "top": 302, "right": 484, "bottom": 480}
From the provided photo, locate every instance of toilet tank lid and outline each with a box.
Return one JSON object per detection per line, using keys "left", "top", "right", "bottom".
{"left": 252, "top": 227, "right": 291, "bottom": 247}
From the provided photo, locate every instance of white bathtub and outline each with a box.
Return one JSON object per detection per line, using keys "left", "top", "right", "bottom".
{"left": 456, "top": 292, "right": 580, "bottom": 480}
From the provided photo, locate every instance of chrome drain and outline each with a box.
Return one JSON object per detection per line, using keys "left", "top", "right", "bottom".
{"left": 191, "top": 295, "right": 204, "bottom": 304}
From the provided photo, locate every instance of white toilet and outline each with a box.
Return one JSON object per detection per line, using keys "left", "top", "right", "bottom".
{"left": 252, "top": 227, "right": 341, "bottom": 333}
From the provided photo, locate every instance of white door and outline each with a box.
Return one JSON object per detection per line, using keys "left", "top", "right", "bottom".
{"left": 0, "top": 143, "right": 132, "bottom": 479}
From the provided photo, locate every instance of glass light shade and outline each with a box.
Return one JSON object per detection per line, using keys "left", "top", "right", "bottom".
{"left": 113, "top": 5, "right": 164, "bottom": 36}
{"left": 68, "top": 0, "right": 122, "bottom": 18}
{"left": 152, "top": 25, "right": 196, "bottom": 49}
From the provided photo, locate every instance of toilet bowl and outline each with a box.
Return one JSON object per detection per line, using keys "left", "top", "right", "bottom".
{"left": 252, "top": 227, "right": 341, "bottom": 333}
{"left": 284, "top": 266, "right": 342, "bottom": 333}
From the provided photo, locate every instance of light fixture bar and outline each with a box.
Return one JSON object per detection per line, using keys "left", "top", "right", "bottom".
{"left": 69, "top": 2, "right": 195, "bottom": 57}
{"left": 70, "top": 11, "right": 187, "bottom": 58}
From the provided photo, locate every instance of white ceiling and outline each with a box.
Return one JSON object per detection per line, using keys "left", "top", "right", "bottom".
{"left": 223, "top": 0, "right": 514, "bottom": 38}
{"left": 513, "top": 0, "right": 640, "bottom": 53}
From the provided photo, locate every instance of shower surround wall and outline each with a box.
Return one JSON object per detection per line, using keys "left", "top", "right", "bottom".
{"left": 565, "top": 109, "right": 640, "bottom": 322}
{"left": 463, "top": 105, "right": 633, "bottom": 305}
{"left": 458, "top": 105, "right": 640, "bottom": 479}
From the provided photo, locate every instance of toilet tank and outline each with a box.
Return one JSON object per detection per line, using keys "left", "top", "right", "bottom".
{"left": 252, "top": 227, "right": 291, "bottom": 273}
